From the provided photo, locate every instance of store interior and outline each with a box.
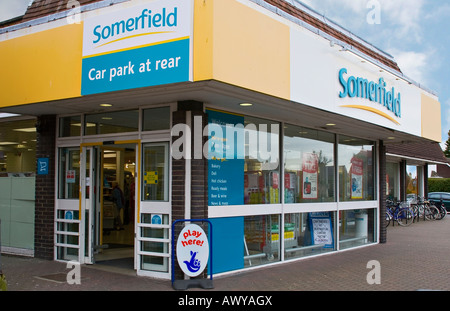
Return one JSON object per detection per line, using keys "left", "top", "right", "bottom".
{"left": 94, "top": 145, "right": 136, "bottom": 270}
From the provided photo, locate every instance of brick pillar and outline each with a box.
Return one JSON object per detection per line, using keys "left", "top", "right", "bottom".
{"left": 190, "top": 109, "right": 208, "bottom": 221}
{"left": 378, "top": 141, "right": 387, "bottom": 243}
{"left": 34, "top": 115, "right": 56, "bottom": 260}
{"left": 171, "top": 101, "right": 208, "bottom": 280}
{"left": 424, "top": 164, "right": 428, "bottom": 198}
{"left": 399, "top": 160, "right": 406, "bottom": 202}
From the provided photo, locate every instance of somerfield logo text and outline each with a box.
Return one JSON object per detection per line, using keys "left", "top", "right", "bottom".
{"left": 92, "top": 7, "right": 178, "bottom": 44}
{"left": 338, "top": 68, "right": 401, "bottom": 122}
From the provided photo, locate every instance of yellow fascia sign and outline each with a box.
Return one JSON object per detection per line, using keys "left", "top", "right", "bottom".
{"left": 0, "top": 24, "right": 83, "bottom": 108}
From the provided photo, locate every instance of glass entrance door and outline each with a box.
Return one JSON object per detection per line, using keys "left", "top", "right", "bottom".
{"left": 97, "top": 144, "right": 137, "bottom": 269}
{"left": 137, "top": 142, "right": 171, "bottom": 278}
{"left": 80, "top": 141, "right": 139, "bottom": 269}
{"left": 80, "top": 145, "right": 97, "bottom": 264}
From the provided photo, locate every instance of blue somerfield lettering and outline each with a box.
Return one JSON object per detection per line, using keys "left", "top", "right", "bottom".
{"left": 92, "top": 7, "right": 178, "bottom": 44}
{"left": 339, "top": 68, "right": 348, "bottom": 98}
{"left": 93, "top": 25, "right": 101, "bottom": 44}
{"left": 338, "top": 67, "right": 401, "bottom": 118}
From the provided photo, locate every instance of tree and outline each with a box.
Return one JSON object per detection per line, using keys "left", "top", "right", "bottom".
{"left": 445, "top": 130, "right": 450, "bottom": 158}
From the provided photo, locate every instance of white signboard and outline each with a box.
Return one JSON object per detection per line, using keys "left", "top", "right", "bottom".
{"left": 81, "top": 0, "right": 193, "bottom": 95}
{"left": 290, "top": 26, "right": 423, "bottom": 137}
{"left": 82, "top": 0, "right": 193, "bottom": 58}
{"left": 176, "top": 224, "right": 210, "bottom": 277}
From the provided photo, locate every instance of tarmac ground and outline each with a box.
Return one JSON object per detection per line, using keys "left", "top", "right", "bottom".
{"left": 1, "top": 215, "right": 449, "bottom": 297}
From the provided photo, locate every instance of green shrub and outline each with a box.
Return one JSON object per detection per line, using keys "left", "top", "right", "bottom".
{"left": 428, "top": 178, "right": 450, "bottom": 192}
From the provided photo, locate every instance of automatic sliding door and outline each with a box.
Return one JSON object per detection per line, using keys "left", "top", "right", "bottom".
{"left": 138, "top": 142, "right": 170, "bottom": 277}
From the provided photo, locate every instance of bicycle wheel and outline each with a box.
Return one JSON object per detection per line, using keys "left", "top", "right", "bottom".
{"left": 424, "top": 206, "right": 432, "bottom": 220}
{"left": 429, "top": 205, "right": 441, "bottom": 220}
{"left": 417, "top": 204, "right": 425, "bottom": 218}
{"left": 437, "top": 205, "right": 446, "bottom": 220}
{"left": 385, "top": 212, "right": 392, "bottom": 227}
{"left": 395, "top": 208, "right": 414, "bottom": 226}
{"left": 425, "top": 205, "right": 440, "bottom": 221}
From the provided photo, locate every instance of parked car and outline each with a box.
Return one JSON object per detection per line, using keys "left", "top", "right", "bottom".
{"left": 428, "top": 192, "right": 450, "bottom": 213}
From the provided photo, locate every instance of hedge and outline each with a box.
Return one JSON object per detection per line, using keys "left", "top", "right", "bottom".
{"left": 428, "top": 178, "right": 450, "bottom": 192}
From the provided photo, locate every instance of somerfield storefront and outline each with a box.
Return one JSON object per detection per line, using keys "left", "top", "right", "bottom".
{"left": 0, "top": 0, "right": 442, "bottom": 280}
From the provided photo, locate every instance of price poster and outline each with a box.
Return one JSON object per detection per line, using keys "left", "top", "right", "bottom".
{"left": 350, "top": 157, "right": 363, "bottom": 199}
{"left": 302, "top": 152, "right": 318, "bottom": 199}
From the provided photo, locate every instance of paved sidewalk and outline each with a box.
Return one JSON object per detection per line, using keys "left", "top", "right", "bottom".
{"left": 1, "top": 216, "right": 450, "bottom": 292}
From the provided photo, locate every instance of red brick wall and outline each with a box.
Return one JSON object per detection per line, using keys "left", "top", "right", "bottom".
{"left": 34, "top": 115, "right": 56, "bottom": 260}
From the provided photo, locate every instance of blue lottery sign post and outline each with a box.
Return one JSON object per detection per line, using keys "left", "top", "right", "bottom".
{"left": 172, "top": 219, "right": 213, "bottom": 290}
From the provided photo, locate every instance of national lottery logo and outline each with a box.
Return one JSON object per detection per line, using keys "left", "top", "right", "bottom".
{"left": 184, "top": 251, "right": 201, "bottom": 274}
{"left": 176, "top": 224, "right": 209, "bottom": 277}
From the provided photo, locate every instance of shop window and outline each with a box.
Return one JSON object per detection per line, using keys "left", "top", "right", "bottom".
{"left": 244, "top": 215, "right": 280, "bottom": 268}
{"left": 338, "top": 136, "right": 375, "bottom": 201}
{"left": 284, "top": 212, "right": 336, "bottom": 260}
{"left": 142, "top": 142, "right": 169, "bottom": 201}
{"left": 339, "top": 208, "right": 376, "bottom": 250}
{"left": 386, "top": 162, "right": 399, "bottom": 200}
{"left": 142, "top": 107, "right": 170, "bottom": 131}
{"left": 0, "top": 118, "right": 36, "bottom": 251}
{"left": 244, "top": 116, "right": 280, "bottom": 205}
{"left": 406, "top": 165, "right": 419, "bottom": 201}
{"left": 59, "top": 115, "right": 81, "bottom": 137}
{"left": 58, "top": 147, "right": 80, "bottom": 199}
{"left": 284, "top": 125, "right": 335, "bottom": 203}
{"left": 0, "top": 118, "right": 37, "bottom": 174}
{"left": 84, "top": 109, "right": 139, "bottom": 135}
{"left": 207, "top": 109, "right": 280, "bottom": 206}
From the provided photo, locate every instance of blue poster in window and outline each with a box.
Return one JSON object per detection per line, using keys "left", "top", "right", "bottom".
{"left": 207, "top": 109, "right": 245, "bottom": 206}
{"left": 309, "top": 212, "right": 334, "bottom": 248}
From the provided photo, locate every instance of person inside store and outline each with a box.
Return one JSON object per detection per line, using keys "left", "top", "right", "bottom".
{"left": 111, "top": 181, "right": 125, "bottom": 230}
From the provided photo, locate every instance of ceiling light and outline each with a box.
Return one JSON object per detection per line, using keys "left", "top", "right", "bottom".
{"left": 0, "top": 113, "right": 20, "bottom": 118}
{"left": 240, "top": 103, "right": 253, "bottom": 107}
{"left": 326, "top": 123, "right": 336, "bottom": 126}
{"left": 387, "top": 137, "right": 395, "bottom": 140}
{"left": 100, "top": 103, "right": 113, "bottom": 107}
{"left": 71, "top": 123, "right": 96, "bottom": 127}
{"left": 0, "top": 142, "right": 18, "bottom": 145}
{"left": 13, "top": 127, "right": 36, "bottom": 132}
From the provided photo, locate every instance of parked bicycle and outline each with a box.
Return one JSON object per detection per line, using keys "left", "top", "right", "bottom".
{"left": 434, "top": 200, "right": 447, "bottom": 220}
{"left": 412, "top": 197, "right": 441, "bottom": 221}
{"left": 386, "top": 200, "right": 415, "bottom": 227}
